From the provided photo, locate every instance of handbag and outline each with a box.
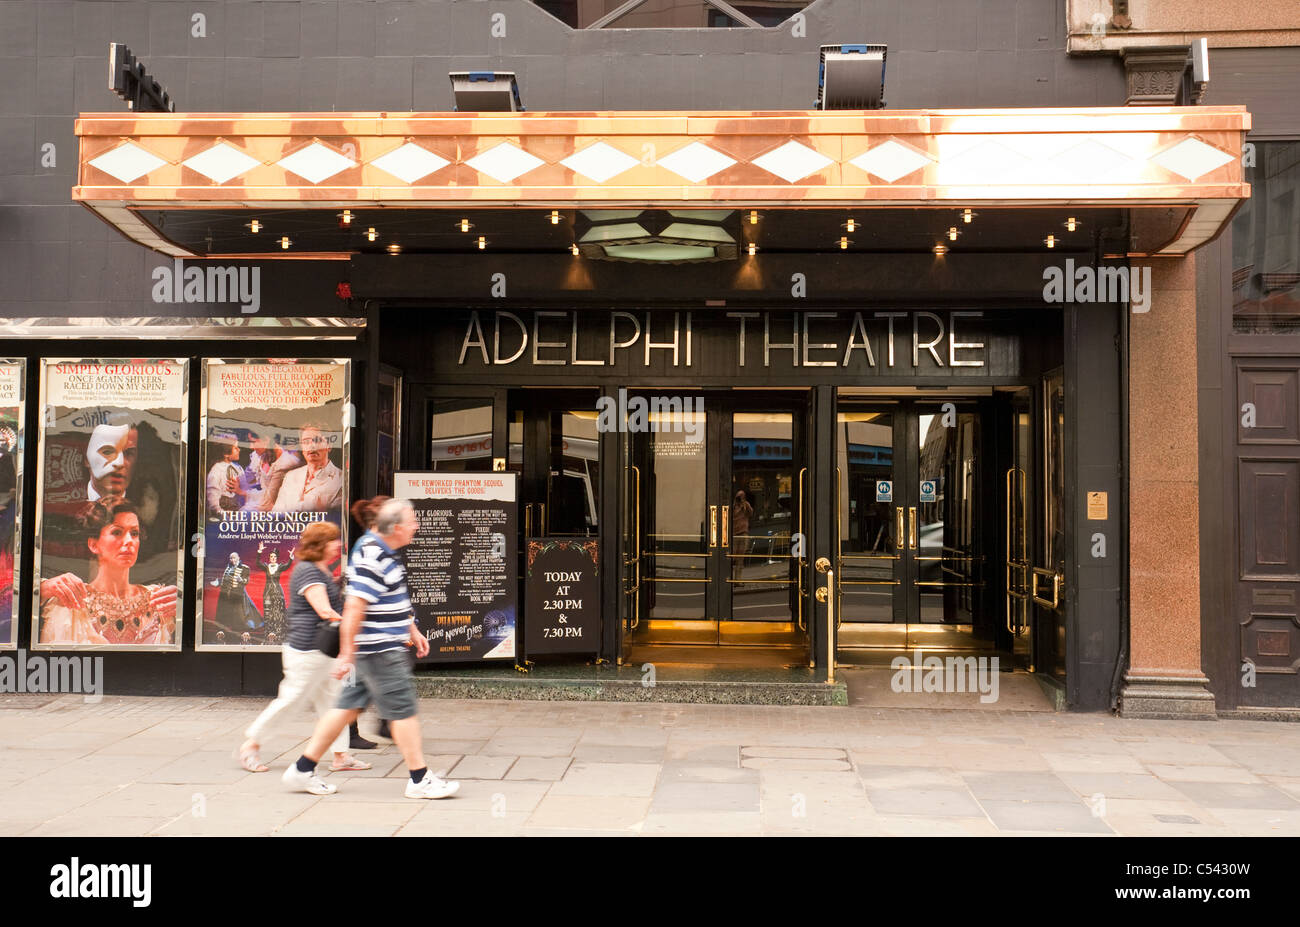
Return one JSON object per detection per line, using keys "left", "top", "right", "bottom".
{"left": 314, "top": 619, "right": 340, "bottom": 658}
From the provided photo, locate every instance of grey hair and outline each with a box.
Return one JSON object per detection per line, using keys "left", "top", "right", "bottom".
{"left": 375, "top": 498, "right": 414, "bottom": 535}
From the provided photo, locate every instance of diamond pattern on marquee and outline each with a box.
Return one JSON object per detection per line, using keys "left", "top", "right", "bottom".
{"left": 1049, "top": 140, "right": 1135, "bottom": 182}
{"left": 182, "top": 143, "right": 260, "bottom": 185}
{"left": 657, "top": 142, "right": 737, "bottom": 184}
{"left": 560, "top": 142, "right": 640, "bottom": 183}
{"left": 370, "top": 143, "right": 450, "bottom": 184}
{"left": 1151, "top": 138, "right": 1234, "bottom": 181}
{"left": 936, "top": 140, "right": 1031, "bottom": 185}
{"left": 466, "top": 142, "right": 545, "bottom": 184}
{"left": 277, "top": 143, "right": 357, "bottom": 184}
{"left": 752, "top": 141, "right": 834, "bottom": 183}
{"left": 88, "top": 143, "right": 167, "bottom": 184}
{"left": 848, "top": 140, "right": 933, "bottom": 183}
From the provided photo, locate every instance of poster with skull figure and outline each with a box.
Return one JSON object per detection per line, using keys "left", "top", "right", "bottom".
{"left": 33, "top": 359, "right": 187, "bottom": 651}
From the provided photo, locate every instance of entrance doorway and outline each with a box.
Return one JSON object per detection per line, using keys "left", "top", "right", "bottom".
{"left": 835, "top": 397, "right": 999, "bottom": 656}
{"left": 621, "top": 392, "right": 808, "bottom": 655}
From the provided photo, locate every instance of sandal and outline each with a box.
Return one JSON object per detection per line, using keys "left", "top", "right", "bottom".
{"left": 237, "top": 745, "right": 269, "bottom": 773}
{"left": 330, "top": 755, "right": 373, "bottom": 772}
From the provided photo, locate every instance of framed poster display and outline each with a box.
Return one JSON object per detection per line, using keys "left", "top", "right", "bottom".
{"left": 196, "top": 359, "right": 352, "bottom": 651}
{"left": 32, "top": 359, "right": 188, "bottom": 651}
{"left": 377, "top": 367, "right": 402, "bottom": 497}
{"left": 0, "top": 360, "right": 24, "bottom": 650}
{"left": 395, "top": 471, "right": 517, "bottom": 663}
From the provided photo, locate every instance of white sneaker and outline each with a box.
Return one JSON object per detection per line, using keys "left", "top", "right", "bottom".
{"left": 282, "top": 764, "right": 338, "bottom": 795}
{"left": 405, "top": 772, "right": 460, "bottom": 800}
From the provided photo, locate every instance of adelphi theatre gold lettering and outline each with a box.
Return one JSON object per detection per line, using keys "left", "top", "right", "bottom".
{"left": 458, "top": 310, "right": 985, "bottom": 369}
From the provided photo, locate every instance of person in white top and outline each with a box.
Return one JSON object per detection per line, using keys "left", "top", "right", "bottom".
{"left": 205, "top": 439, "right": 244, "bottom": 516}
{"left": 273, "top": 424, "right": 343, "bottom": 513}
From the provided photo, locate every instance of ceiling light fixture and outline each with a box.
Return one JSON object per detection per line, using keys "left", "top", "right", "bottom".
{"left": 366, "top": 227, "right": 377, "bottom": 242}
{"left": 749, "top": 210, "right": 759, "bottom": 225}
{"left": 387, "top": 242, "right": 401, "bottom": 255}
{"left": 961, "top": 209, "right": 976, "bottom": 224}
{"left": 1044, "top": 234, "right": 1056, "bottom": 249}
{"left": 1064, "top": 216, "right": 1079, "bottom": 232}
{"left": 279, "top": 236, "right": 291, "bottom": 249}
{"left": 571, "top": 243, "right": 579, "bottom": 256}
{"left": 947, "top": 227, "right": 958, "bottom": 241}
{"left": 844, "top": 218, "right": 856, "bottom": 233}
{"left": 339, "top": 209, "right": 354, "bottom": 226}
{"left": 477, "top": 236, "right": 486, "bottom": 250}
{"left": 246, "top": 219, "right": 261, "bottom": 233}
{"left": 748, "top": 242, "right": 757, "bottom": 256}
{"left": 575, "top": 209, "right": 739, "bottom": 264}
{"left": 840, "top": 236, "right": 851, "bottom": 250}
{"left": 459, "top": 218, "right": 472, "bottom": 233}
{"left": 933, "top": 243, "right": 948, "bottom": 256}
{"left": 550, "top": 210, "right": 561, "bottom": 225}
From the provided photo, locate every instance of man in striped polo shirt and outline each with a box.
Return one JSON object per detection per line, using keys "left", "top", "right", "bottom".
{"left": 283, "top": 498, "right": 460, "bottom": 799}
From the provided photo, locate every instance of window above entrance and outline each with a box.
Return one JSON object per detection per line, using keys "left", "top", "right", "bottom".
{"left": 532, "top": 0, "right": 812, "bottom": 30}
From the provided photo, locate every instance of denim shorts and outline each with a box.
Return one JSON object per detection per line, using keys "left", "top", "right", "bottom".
{"left": 336, "top": 649, "right": 418, "bottom": 720}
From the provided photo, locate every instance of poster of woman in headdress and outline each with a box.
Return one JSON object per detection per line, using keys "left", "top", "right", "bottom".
{"left": 33, "top": 359, "right": 187, "bottom": 651}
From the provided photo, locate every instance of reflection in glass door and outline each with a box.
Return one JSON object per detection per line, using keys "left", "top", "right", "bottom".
{"left": 630, "top": 403, "right": 714, "bottom": 642}
{"left": 429, "top": 399, "right": 494, "bottom": 471}
{"left": 508, "top": 392, "right": 601, "bottom": 540}
{"left": 622, "top": 396, "right": 806, "bottom": 650}
{"left": 728, "top": 412, "right": 803, "bottom": 642}
{"left": 836, "top": 401, "right": 985, "bottom": 652}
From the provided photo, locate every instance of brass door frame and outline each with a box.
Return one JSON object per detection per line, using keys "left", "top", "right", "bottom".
{"left": 836, "top": 399, "right": 989, "bottom": 654}
{"left": 623, "top": 391, "right": 809, "bottom": 650}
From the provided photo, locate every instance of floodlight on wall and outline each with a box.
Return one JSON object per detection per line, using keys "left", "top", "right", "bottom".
{"left": 817, "top": 44, "right": 886, "bottom": 110}
{"left": 449, "top": 71, "right": 524, "bottom": 112}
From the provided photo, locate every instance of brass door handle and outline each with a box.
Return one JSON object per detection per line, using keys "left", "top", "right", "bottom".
{"left": 896, "top": 506, "right": 904, "bottom": 551}
{"left": 709, "top": 505, "right": 718, "bottom": 548}
{"left": 721, "top": 505, "right": 729, "bottom": 548}
{"left": 908, "top": 507, "right": 917, "bottom": 550}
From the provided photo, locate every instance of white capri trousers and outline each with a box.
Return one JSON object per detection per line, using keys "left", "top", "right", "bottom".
{"left": 245, "top": 645, "right": 348, "bottom": 755}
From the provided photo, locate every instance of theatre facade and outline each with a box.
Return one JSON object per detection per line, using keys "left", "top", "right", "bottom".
{"left": 1, "top": 0, "right": 1286, "bottom": 716}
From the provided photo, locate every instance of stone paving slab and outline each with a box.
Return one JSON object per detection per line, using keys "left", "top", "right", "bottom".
{"left": 2, "top": 694, "right": 1300, "bottom": 836}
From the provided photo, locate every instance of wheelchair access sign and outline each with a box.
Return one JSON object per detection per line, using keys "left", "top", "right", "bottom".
{"left": 920, "top": 480, "right": 937, "bottom": 503}
{"left": 876, "top": 480, "right": 893, "bottom": 502}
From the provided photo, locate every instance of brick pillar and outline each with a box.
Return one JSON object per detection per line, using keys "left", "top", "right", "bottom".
{"left": 1121, "top": 254, "right": 1216, "bottom": 718}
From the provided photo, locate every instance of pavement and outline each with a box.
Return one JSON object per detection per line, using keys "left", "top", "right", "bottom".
{"left": 2, "top": 694, "right": 1300, "bottom": 836}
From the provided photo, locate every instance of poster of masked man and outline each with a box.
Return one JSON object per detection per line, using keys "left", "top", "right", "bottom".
{"left": 197, "top": 359, "right": 350, "bottom": 651}
{"left": 0, "top": 360, "right": 24, "bottom": 650}
{"left": 33, "top": 359, "right": 187, "bottom": 651}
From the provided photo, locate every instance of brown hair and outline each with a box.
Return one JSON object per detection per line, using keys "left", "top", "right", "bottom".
{"left": 296, "top": 521, "right": 341, "bottom": 561}
{"left": 74, "top": 495, "right": 142, "bottom": 542}
{"left": 350, "top": 495, "right": 391, "bottom": 530}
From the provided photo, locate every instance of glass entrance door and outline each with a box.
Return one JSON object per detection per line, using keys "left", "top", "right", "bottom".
{"left": 836, "top": 400, "right": 985, "bottom": 652}
{"left": 623, "top": 394, "right": 806, "bottom": 649}
{"left": 508, "top": 391, "right": 601, "bottom": 542}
